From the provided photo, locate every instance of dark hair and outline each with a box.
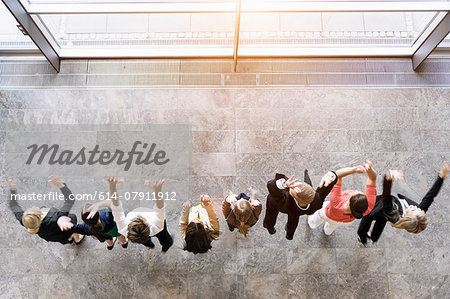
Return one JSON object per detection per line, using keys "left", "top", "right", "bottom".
{"left": 127, "top": 216, "right": 150, "bottom": 244}
{"left": 184, "top": 222, "right": 213, "bottom": 254}
{"left": 349, "top": 193, "right": 368, "bottom": 219}
{"left": 81, "top": 204, "right": 111, "bottom": 242}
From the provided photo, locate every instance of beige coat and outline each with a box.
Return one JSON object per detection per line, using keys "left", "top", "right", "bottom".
{"left": 179, "top": 203, "right": 220, "bottom": 240}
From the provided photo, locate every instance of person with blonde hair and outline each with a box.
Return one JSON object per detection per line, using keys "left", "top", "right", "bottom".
{"left": 264, "top": 169, "right": 339, "bottom": 240}
{"left": 180, "top": 195, "right": 219, "bottom": 254}
{"left": 222, "top": 191, "right": 262, "bottom": 238}
{"left": 8, "top": 176, "right": 84, "bottom": 244}
{"left": 357, "top": 162, "right": 449, "bottom": 245}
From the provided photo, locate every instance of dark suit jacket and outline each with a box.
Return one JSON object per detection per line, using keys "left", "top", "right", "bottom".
{"left": 9, "top": 184, "right": 77, "bottom": 244}
{"left": 266, "top": 170, "right": 337, "bottom": 238}
{"left": 71, "top": 209, "right": 120, "bottom": 241}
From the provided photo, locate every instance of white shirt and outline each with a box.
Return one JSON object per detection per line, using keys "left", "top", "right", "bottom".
{"left": 111, "top": 201, "right": 165, "bottom": 237}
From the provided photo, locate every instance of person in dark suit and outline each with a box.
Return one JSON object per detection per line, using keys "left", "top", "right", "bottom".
{"left": 263, "top": 169, "right": 338, "bottom": 240}
{"left": 8, "top": 176, "right": 84, "bottom": 244}
{"left": 357, "top": 162, "right": 448, "bottom": 245}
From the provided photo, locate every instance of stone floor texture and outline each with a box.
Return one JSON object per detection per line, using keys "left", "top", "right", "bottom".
{"left": 0, "top": 85, "right": 449, "bottom": 298}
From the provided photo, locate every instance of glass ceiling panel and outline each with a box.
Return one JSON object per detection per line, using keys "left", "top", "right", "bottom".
{"left": 237, "top": 11, "right": 438, "bottom": 52}
{"left": 1, "top": 1, "right": 449, "bottom": 57}
{"left": 38, "top": 13, "right": 235, "bottom": 56}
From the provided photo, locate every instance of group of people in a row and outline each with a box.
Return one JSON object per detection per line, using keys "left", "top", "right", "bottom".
{"left": 8, "top": 160, "right": 449, "bottom": 254}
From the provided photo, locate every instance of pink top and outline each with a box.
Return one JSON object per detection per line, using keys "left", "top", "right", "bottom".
{"left": 325, "top": 183, "right": 377, "bottom": 222}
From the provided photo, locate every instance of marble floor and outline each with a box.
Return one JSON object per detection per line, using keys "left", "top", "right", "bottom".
{"left": 0, "top": 87, "right": 449, "bottom": 299}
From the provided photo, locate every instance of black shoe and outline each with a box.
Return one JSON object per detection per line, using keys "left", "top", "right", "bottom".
{"left": 263, "top": 223, "right": 276, "bottom": 235}
{"left": 358, "top": 237, "right": 367, "bottom": 246}
{"left": 161, "top": 235, "right": 174, "bottom": 253}
{"left": 285, "top": 225, "right": 293, "bottom": 240}
{"left": 121, "top": 241, "right": 128, "bottom": 249}
{"left": 107, "top": 238, "right": 117, "bottom": 250}
{"left": 229, "top": 226, "right": 235, "bottom": 232}
{"left": 143, "top": 239, "right": 155, "bottom": 249}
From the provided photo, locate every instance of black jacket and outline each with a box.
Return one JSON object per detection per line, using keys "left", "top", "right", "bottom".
{"left": 266, "top": 170, "right": 337, "bottom": 238}
{"left": 9, "top": 184, "right": 77, "bottom": 244}
{"left": 358, "top": 175, "right": 443, "bottom": 244}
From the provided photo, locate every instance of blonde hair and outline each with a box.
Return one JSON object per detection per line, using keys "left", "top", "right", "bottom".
{"left": 293, "top": 183, "right": 316, "bottom": 205}
{"left": 391, "top": 210, "right": 427, "bottom": 233}
{"left": 22, "top": 207, "right": 43, "bottom": 234}
{"left": 233, "top": 199, "right": 252, "bottom": 238}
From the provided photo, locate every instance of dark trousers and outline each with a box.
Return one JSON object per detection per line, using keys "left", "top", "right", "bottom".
{"left": 357, "top": 204, "right": 387, "bottom": 244}
{"left": 263, "top": 170, "right": 313, "bottom": 239}
{"left": 151, "top": 220, "right": 173, "bottom": 251}
{"left": 263, "top": 194, "right": 279, "bottom": 230}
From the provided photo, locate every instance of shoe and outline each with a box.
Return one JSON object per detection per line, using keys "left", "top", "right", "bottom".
{"left": 358, "top": 236, "right": 367, "bottom": 246}
{"left": 74, "top": 235, "right": 85, "bottom": 245}
{"left": 143, "top": 238, "right": 155, "bottom": 249}
{"left": 229, "top": 226, "right": 235, "bottom": 232}
{"left": 107, "top": 237, "right": 117, "bottom": 250}
{"left": 161, "top": 235, "right": 174, "bottom": 252}
{"left": 285, "top": 225, "right": 293, "bottom": 240}
{"left": 263, "top": 223, "right": 276, "bottom": 235}
{"left": 121, "top": 241, "right": 128, "bottom": 249}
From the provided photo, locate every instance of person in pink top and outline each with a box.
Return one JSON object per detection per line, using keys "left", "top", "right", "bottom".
{"left": 308, "top": 161, "right": 377, "bottom": 235}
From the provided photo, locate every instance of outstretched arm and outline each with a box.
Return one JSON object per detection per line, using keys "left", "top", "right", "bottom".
{"left": 8, "top": 177, "right": 24, "bottom": 223}
{"left": 316, "top": 171, "right": 338, "bottom": 201}
{"left": 335, "top": 165, "right": 365, "bottom": 184}
{"left": 49, "top": 175, "right": 74, "bottom": 214}
{"left": 364, "top": 161, "right": 377, "bottom": 186}
{"left": 419, "top": 162, "right": 449, "bottom": 212}
{"left": 179, "top": 200, "right": 192, "bottom": 239}
{"left": 107, "top": 177, "right": 124, "bottom": 207}
{"left": 382, "top": 170, "right": 403, "bottom": 216}
{"left": 145, "top": 179, "right": 165, "bottom": 209}
{"left": 202, "top": 195, "right": 219, "bottom": 235}
{"left": 106, "top": 177, "right": 128, "bottom": 234}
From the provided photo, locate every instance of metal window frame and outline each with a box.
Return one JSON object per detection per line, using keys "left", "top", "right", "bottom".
{"left": 1, "top": 0, "right": 60, "bottom": 71}
{"left": 1, "top": 1, "right": 449, "bottom": 72}
{"left": 412, "top": 11, "right": 450, "bottom": 69}
{"left": 25, "top": 1, "right": 450, "bottom": 14}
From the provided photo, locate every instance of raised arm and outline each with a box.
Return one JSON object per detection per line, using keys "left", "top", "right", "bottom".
{"left": 251, "top": 200, "right": 262, "bottom": 219}
{"left": 267, "top": 173, "right": 292, "bottom": 198}
{"left": 382, "top": 170, "right": 403, "bottom": 216}
{"left": 48, "top": 175, "right": 74, "bottom": 214}
{"left": 106, "top": 177, "right": 124, "bottom": 207}
{"left": 105, "top": 177, "right": 127, "bottom": 234}
{"left": 419, "top": 162, "right": 448, "bottom": 212}
{"left": 179, "top": 200, "right": 192, "bottom": 239}
{"left": 201, "top": 195, "right": 219, "bottom": 235}
{"left": 8, "top": 177, "right": 24, "bottom": 223}
{"left": 145, "top": 179, "right": 165, "bottom": 209}
{"left": 335, "top": 165, "right": 365, "bottom": 184}
{"left": 364, "top": 161, "right": 377, "bottom": 186}
{"left": 316, "top": 170, "right": 338, "bottom": 201}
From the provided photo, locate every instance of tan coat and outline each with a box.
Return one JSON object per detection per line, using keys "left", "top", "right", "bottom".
{"left": 179, "top": 203, "right": 220, "bottom": 240}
